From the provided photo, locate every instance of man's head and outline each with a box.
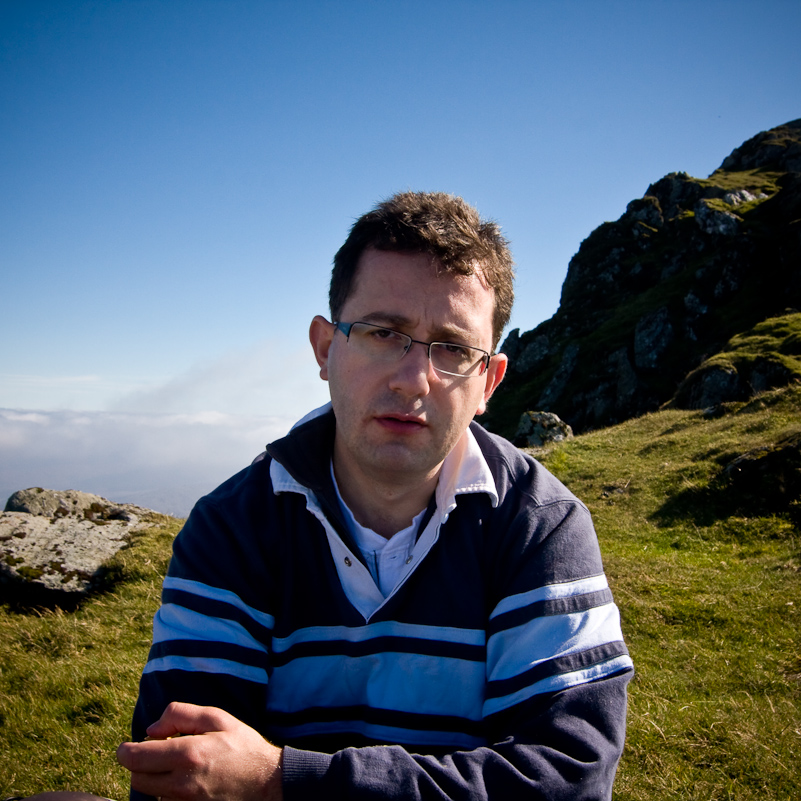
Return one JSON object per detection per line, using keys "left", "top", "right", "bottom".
{"left": 329, "top": 191, "right": 514, "bottom": 351}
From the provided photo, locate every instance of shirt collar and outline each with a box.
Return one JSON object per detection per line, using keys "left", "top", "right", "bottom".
{"left": 435, "top": 424, "right": 499, "bottom": 516}
{"left": 270, "top": 402, "right": 498, "bottom": 511}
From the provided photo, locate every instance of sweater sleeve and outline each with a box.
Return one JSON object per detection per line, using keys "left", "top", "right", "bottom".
{"left": 280, "top": 671, "right": 630, "bottom": 800}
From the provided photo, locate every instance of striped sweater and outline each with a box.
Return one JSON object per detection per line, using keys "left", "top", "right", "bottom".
{"left": 132, "top": 407, "right": 633, "bottom": 800}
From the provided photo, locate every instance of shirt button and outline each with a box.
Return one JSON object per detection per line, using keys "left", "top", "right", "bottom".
{"left": 344, "top": 557, "right": 352, "bottom": 566}
{"left": 405, "top": 556, "right": 413, "bottom": 564}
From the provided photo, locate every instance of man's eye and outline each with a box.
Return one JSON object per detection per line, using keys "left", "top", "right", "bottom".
{"left": 377, "top": 327, "right": 409, "bottom": 342}
{"left": 442, "top": 344, "right": 470, "bottom": 357}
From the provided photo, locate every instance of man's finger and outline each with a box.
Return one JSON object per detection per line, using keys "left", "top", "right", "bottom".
{"left": 117, "top": 736, "right": 196, "bottom": 774}
{"left": 127, "top": 769, "right": 175, "bottom": 800}
{"left": 146, "top": 701, "right": 230, "bottom": 739}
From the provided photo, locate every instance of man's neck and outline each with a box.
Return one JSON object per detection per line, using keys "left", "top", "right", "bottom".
{"left": 332, "top": 457, "right": 440, "bottom": 539}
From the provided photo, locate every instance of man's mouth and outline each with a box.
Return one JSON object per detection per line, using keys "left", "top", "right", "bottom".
{"left": 375, "top": 413, "right": 427, "bottom": 433}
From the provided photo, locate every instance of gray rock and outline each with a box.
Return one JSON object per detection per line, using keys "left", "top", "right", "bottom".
{"left": 515, "top": 334, "right": 551, "bottom": 373}
{"left": 683, "top": 291, "right": 708, "bottom": 318}
{"left": 1, "top": 488, "right": 158, "bottom": 602}
{"left": 634, "top": 307, "right": 674, "bottom": 370}
{"left": 723, "top": 189, "right": 767, "bottom": 207}
{"left": 644, "top": 172, "right": 703, "bottom": 220}
{"left": 713, "top": 261, "right": 746, "bottom": 299}
{"left": 610, "top": 347, "right": 639, "bottom": 404}
{"left": 5, "top": 487, "right": 137, "bottom": 521}
{"left": 626, "top": 196, "right": 664, "bottom": 229}
{"left": 681, "top": 364, "right": 745, "bottom": 409}
{"left": 499, "top": 328, "right": 522, "bottom": 361}
{"left": 694, "top": 199, "right": 741, "bottom": 236}
{"left": 537, "top": 344, "right": 580, "bottom": 407}
{"left": 514, "top": 411, "right": 573, "bottom": 448}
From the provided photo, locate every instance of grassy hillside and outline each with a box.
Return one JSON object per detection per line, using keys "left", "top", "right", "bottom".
{"left": 2, "top": 387, "right": 800, "bottom": 799}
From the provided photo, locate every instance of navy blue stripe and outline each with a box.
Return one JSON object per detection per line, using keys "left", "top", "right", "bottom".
{"left": 148, "top": 638, "right": 269, "bottom": 669}
{"left": 489, "top": 589, "right": 614, "bottom": 636}
{"left": 272, "top": 636, "right": 485, "bottom": 667}
{"left": 267, "top": 704, "right": 485, "bottom": 738}
{"left": 163, "top": 588, "right": 273, "bottom": 642}
{"left": 485, "top": 641, "right": 631, "bottom": 700}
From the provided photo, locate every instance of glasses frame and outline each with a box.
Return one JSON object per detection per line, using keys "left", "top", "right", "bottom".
{"left": 334, "top": 321, "right": 491, "bottom": 378}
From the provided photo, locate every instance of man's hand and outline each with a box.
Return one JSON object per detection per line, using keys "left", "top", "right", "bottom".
{"left": 117, "top": 702, "right": 283, "bottom": 801}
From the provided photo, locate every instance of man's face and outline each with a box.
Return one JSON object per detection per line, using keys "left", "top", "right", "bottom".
{"left": 310, "top": 248, "right": 507, "bottom": 489}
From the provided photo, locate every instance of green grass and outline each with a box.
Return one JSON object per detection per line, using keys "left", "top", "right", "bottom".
{"left": 0, "top": 518, "right": 180, "bottom": 799}
{"left": 700, "top": 168, "right": 783, "bottom": 197}
{"left": 535, "top": 385, "right": 801, "bottom": 800}
{"left": 2, "top": 388, "right": 800, "bottom": 799}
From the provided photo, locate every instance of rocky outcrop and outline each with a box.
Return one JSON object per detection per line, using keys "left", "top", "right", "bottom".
{"left": 718, "top": 432, "right": 801, "bottom": 522}
{"left": 486, "top": 119, "right": 801, "bottom": 437}
{"left": 1, "top": 489, "right": 159, "bottom": 604}
{"left": 720, "top": 119, "right": 801, "bottom": 172}
{"left": 694, "top": 199, "right": 741, "bottom": 236}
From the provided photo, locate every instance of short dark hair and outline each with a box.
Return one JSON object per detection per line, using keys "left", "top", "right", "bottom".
{"left": 330, "top": 191, "right": 514, "bottom": 350}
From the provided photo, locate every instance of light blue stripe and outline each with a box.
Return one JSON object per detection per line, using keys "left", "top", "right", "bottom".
{"left": 272, "top": 620, "right": 485, "bottom": 653}
{"left": 489, "top": 574, "right": 609, "bottom": 619}
{"left": 271, "top": 719, "right": 486, "bottom": 749}
{"left": 152, "top": 603, "right": 268, "bottom": 653}
{"left": 483, "top": 654, "right": 634, "bottom": 716}
{"left": 487, "top": 603, "right": 625, "bottom": 681}
{"left": 164, "top": 575, "right": 275, "bottom": 630}
{"left": 267, "top": 652, "right": 486, "bottom": 720}
{"left": 143, "top": 655, "right": 269, "bottom": 684}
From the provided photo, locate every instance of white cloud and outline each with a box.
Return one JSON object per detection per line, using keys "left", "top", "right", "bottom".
{"left": 0, "top": 339, "right": 333, "bottom": 517}
{"left": 0, "top": 339, "right": 331, "bottom": 420}
{"left": 109, "top": 339, "right": 330, "bottom": 417}
{"left": 0, "top": 407, "right": 309, "bottom": 518}
{"left": 0, "top": 373, "right": 162, "bottom": 411}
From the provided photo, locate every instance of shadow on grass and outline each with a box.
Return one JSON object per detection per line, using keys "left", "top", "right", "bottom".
{"left": 652, "top": 431, "right": 801, "bottom": 533}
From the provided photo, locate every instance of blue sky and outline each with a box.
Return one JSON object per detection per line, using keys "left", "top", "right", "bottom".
{"left": 2, "top": 0, "right": 800, "bottom": 513}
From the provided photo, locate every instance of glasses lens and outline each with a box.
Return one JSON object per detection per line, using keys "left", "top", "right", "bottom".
{"left": 349, "top": 323, "right": 410, "bottom": 360}
{"left": 430, "top": 343, "right": 487, "bottom": 376}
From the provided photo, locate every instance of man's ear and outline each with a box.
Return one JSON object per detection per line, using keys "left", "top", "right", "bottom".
{"left": 309, "top": 316, "right": 335, "bottom": 381}
{"left": 475, "top": 353, "right": 508, "bottom": 416}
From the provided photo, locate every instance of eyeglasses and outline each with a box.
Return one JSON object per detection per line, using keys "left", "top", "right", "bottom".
{"left": 334, "top": 321, "right": 491, "bottom": 377}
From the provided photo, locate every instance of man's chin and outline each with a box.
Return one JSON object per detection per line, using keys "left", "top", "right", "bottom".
{"left": 363, "top": 442, "right": 442, "bottom": 479}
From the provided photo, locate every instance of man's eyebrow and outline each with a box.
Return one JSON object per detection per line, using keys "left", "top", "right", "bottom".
{"left": 359, "top": 312, "right": 476, "bottom": 343}
{"left": 360, "top": 311, "right": 412, "bottom": 328}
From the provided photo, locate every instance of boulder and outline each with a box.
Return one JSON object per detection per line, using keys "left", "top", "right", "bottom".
{"left": 723, "top": 189, "right": 767, "bottom": 207}
{"left": 670, "top": 353, "right": 796, "bottom": 410}
{"left": 1, "top": 488, "right": 158, "bottom": 604}
{"left": 514, "top": 411, "right": 573, "bottom": 448}
{"left": 5, "top": 487, "right": 139, "bottom": 521}
{"left": 674, "top": 363, "right": 745, "bottom": 409}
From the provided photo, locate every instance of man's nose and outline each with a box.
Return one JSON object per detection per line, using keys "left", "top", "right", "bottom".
{"left": 389, "top": 340, "right": 435, "bottom": 395}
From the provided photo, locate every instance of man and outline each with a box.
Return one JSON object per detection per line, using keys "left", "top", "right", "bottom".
{"left": 118, "top": 191, "right": 633, "bottom": 800}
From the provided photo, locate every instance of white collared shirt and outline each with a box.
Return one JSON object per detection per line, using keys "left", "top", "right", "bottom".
{"left": 331, "top": 463, "right": 427, "bottom": 597}
{"left": 271, "top": 403, "right": 499, "bottom": 620}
